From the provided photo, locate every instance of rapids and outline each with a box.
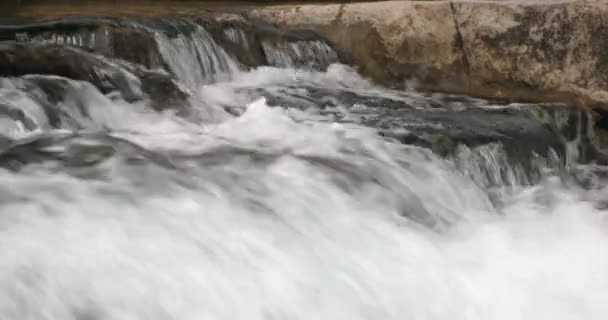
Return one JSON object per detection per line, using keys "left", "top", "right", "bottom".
{"left": 0, "top": 14, "right": 607, "bottom": 320}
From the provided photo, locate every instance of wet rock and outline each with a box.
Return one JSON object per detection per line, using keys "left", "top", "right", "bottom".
{"left": 0, "top": 17, "right": 164, "bottom": 69}
{"left": 0, "top": 131, "right": 174, "bottom": 171}
{"left": 0, "top": 42, "right": 190, "bottom": 110}
{"left": 201, "top": 14, "right": 338, "bottom": 70}
{"left": 1, "top": 13, "right": 339, "bottom": 86}
{"left": 0, "top": 100, "right": 36, "bottom": 131}
{"left": 0, "top": 42, "right": 143, "bottom": 100}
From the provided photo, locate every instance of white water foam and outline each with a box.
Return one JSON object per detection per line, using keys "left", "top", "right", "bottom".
{"left": 0, "top": 65, "right": 606, "bottom": 320}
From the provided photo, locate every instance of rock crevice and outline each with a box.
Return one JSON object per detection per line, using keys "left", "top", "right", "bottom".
{"left": 450, "top": 0, "right": 471, "bottom": 92}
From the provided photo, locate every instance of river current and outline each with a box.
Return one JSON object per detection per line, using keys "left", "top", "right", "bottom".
{"left": 0, "top": 16, "right": 607, "bottom": 320}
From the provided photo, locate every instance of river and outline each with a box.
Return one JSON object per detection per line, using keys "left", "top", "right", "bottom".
{"left": 0, "top": 15, "right": 607, "bottom": 320}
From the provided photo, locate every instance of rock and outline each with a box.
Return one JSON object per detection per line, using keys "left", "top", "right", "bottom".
{"left": 1, "top": 12, "right": 340, "bottom": 86}
{"left": 0, "top": 42, "right": 190, "bottom": 110}
{"left": 0, "top": 42, "right": 143, "bottom": 101}
{"left": 0, "top": 131, "right": 175, "bottom": 171}
{"left": 249, "top": 0, "right": 608, "bottom": 109}
{"left": 0, "top": 17, "right": 164, "bottom": 69}
{"left": 249, "top": 1, "right": 468, "bottom": 91}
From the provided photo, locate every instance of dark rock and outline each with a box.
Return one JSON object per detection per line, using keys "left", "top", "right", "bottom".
{"left": 0, "top": 17, "right": 164, "bottom": 69}
{"left": 0, "top": 42, "right": 190, "bottom": 110}
{"left": 0, "top": 131, "right": 175, "bottom": 171}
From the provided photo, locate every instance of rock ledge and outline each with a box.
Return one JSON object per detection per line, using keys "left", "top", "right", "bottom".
{"left": 249, "top": 0, "right": 608, "bottom": 110}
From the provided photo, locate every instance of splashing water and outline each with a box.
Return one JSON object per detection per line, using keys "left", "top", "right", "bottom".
{"left": 154, "top": 23, "right": 240, "bottom": 90}
{"left": 261, "top": 39, "right": 338, "bottom": 69}
{"left": 0, "top": 25, "right": 607, "bottom": 320}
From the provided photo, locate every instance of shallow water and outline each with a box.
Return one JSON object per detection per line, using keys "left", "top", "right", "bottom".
{"left": 0, "top": 19, "right": 607, "bottom": 319}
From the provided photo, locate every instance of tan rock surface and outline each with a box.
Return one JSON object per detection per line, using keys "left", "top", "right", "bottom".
{"left": 452, "top": 0, "right": 608, "bottom": 108}
{"left": 250, "top": 0, "right": 608, "bottom": 109}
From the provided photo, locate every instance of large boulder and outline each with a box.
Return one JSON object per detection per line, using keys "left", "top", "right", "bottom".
{"left": 453, "top": 0, "right": 608, "bottom": 109}
{"left": 249, "top": 0, "right": 608, "bottom": 109}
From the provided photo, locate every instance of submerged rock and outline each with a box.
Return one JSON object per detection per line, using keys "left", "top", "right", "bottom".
{"left": 1, "top": 14, "right": 339, "bottom": 76}
{"left": 226, "top": 78, "right": 602, "bottom": 185}
{"left": 0, "top": 131, "right": 175, "bottom": 172}
{"left": 0, "top": 13, "right": 342, "bottom": 122}
{"left": 0, "top": 3, "right": 604, "bottom": 179}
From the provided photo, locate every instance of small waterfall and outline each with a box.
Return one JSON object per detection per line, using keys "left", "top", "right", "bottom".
{"left": 223, "top": 27, "right": 249, "bottom": 49}
{"left": 0, "top": 84, "right": 47, "bottom": 136}
{"left": 449, "top": 142, "right": 566, "bottom": 208}
{"left": 154, "top": 23, "right": 240, "bottom": 89}
{"left": 526, "top": 104, "right": 586, "bottom": 164}
{"left": 0, "top": 74, "right": 170, "bottom": 134}
{"left": 451, "top": 143, "right": 534, "bottom": 188}
{"left": 38, "top": 32, "right": 91, "bottom": 49}
{"left": 26, "top": 23, "right": 163, "bottom": 70}
{"left": 21, "top": 19, "right": 241, "bottom": 91}
{"left": 261, "top": 39, "right": 338, "bottom": 69}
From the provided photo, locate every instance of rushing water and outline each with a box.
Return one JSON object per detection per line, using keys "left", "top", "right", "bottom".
{"left": 0, "top": 16, "right": 607, "bottom": 320}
